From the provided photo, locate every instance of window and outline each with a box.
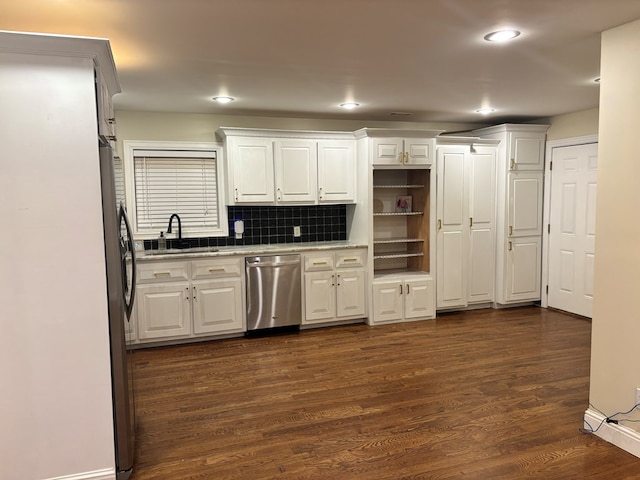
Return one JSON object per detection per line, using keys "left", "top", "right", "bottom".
{"left": 123, "top": 141, "right": 228, "bottom": 239}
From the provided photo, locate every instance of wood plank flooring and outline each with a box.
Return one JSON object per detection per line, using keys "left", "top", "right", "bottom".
{"left": 130, "top": 307, "right": 640, "bottom": 479}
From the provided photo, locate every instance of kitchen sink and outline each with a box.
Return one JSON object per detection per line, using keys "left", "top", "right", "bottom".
{"left": 144, "top": 246, "right": 219, "bottom": 255}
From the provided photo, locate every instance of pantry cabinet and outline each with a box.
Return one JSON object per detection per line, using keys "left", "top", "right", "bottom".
{"left": 473, "top": 124, "right": 548, "bottom": 305}
{"left": 218, "top": 128, "right": 356, "bottom": 205}
{"left": 302, "top": 249, "right": 367, "bottom": 325}
{"left": 136, "top": 256, "right": 245, "bottom": 342}
{"left": 435, "top": 142, "right": 498, "bottom": 309}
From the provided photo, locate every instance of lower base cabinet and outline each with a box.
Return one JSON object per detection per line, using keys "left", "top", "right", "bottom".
{"left": 371, "top": 273, "right": 435, "bottom": 324}
{"left": 503, "top": 236, "right": 542, "bottom": 303}
{"left": 303, "top": 249, "right": 367, "bottom": 325}
{"left": 136, "top": 257, "right": 245, "bottom": 343}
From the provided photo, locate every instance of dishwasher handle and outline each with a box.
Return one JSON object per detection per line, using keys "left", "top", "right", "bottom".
{"left": 245, "top": 256, "right": 301, "bottom": 268}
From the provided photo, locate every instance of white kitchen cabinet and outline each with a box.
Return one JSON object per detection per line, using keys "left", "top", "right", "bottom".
{"left": 435, "top": 143, "right": 497, "bottom": 309}
{"left": 317, "top": 139, "right": 356, "bottom": 202}
{"left": 371, "top": 137, "right": 436, "bottom": 167}
{"left": 508, "top": 172, "right": 543, "bottom": 237}
{"left": 371, "top": 273, "right": 435, "bottom": 324}
{"left": 505, "top": 236, "right": 542, "bottom": 302}
{"left": 227, "top": 136, "right": 275, "bottom": 204}
{"left": 137, "top": 283, "right": 192, "bottom": 340}
{"left": 136, "top": 256, "right": 245, "bottom": 343}
{"left": 274, "top": 139, "right": 317, "bottom": 203}
{"left": 473, "top": 124, "right": 548, "bottom": 305}
{"left": 218, "top": 128, "right": 357, "bottom": 205}
{"left": 192, "top": 278, "right": 243, "bottom": 335}
{"left": 302, "top": 249, "right": 367, "bottom": 325}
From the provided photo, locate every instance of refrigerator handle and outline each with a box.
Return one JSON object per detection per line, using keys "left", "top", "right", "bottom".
{"left": 119, "top": 204, "right": 137, "bottom": 320}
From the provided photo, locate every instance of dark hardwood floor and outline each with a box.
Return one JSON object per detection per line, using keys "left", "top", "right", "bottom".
{"left": 129, "top": 307, "right": 640, "bottom": 479}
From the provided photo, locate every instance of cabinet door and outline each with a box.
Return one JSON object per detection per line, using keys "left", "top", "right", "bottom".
{"left": 404, "top": 277, "right": 435, "bottom": 319}
{"left": 335, "top": 269, "right": 366, "bottom": 319}
{"left": 404, "top": 139, "right": 434, "bottom": 166}
{"left": 505, "top": 236, "right": 542, "bottom": 302}
{"left": 137, "top": 283, "right": 191, "bottom": 340}
{"left": 304, "top": 271, "right": 335, "bottom": 323}
{"left": 229, "top": 137, "right": 274, "bottom": 203}
{"left": 508, "top": 172, "right": 543, "bottom": 237}
{"left": 274, "top": 139, "right": 317, "bottom": 203}
{"left": 317, "top": 140, "right": 356, "bottom": 203}
{"left": 436, "top": 147, "right": 468, "bottom": 308}
{"left": 372, "top": 280, "right": 403, "bottom": 323}
{"left": 508, "top": 132, "right": 545, "bottom": 171}
{"left": 371, "top": 138, "right": 404, "bottom": 166}
{"left": 192, "top": 278, "right": 244, "bottom": 335}
{"left": 468, "top": 147, "right": 496, "bottom": 304}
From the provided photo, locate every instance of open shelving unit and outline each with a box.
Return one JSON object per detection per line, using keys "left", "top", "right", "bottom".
{"left": 372, "top": 169, "right": 431, "bottom": 274}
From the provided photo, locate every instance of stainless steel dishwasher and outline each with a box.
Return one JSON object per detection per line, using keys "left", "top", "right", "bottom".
{"left": 245, "top": 254, "right": 302, "bottom": 332}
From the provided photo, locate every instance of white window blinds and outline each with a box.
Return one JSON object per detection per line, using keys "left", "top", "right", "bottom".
{"left": 133, "top": 150, "right": 219, "bottom": 235}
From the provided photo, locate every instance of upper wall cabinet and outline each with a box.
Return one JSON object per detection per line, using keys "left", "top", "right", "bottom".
{"left": 218, "top": 128, "right": 356, "bottom": 205}
{"left": 369, "top": 136, "right": 437, "bottom": 168}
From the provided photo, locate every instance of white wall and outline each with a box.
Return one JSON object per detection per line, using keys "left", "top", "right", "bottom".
{"left": 546, "top": 107, "right": 599, "bottom": 140}
{"left": 0, "top": 53, "right": 116, "bottom": 479}
{"left": 590, "top": 19, "right": 640, "bottom": 430}
{"left": 114, "top": 110, "right": 480, "bottom": 156}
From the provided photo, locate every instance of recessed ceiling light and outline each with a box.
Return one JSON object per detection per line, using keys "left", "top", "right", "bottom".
{"left": 484, "top": 29, "right": 521, "bottom": 43}
{"left": 340, "top": 102, "right": 359, "bottom": 110}
{"left": 475, "top": 108, "right": 496, "bottom": 115}
{"left": 213, "top": 96, "right": 234, "bottom": 104}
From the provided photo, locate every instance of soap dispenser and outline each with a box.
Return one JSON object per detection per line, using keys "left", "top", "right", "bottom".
{"left": 158, "top": 231, "right": 167, "bottom": 250}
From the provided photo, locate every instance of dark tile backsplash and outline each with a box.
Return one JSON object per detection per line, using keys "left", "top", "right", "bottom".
{"left": 144, "top": 205, "right": 347, "bottom": 250}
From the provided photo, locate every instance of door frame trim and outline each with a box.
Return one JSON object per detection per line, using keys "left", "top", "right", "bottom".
{"left": 541, "top": 134, "right": 598, "bottom": 307}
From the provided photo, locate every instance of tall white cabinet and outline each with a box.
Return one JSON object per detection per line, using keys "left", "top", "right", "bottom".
{"left": 355, "top": 128, "right": 440, "bottom": 325}
{"left": 0, "top": 32, "right": 120, "bottom": 479}
{"left": 473, "top": 124, "right": 548, "bottom": 305}
{"left": 435, "top": 140, "right": 498, "bottom": 309}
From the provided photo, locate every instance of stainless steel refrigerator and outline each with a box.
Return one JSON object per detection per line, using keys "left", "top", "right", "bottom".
{"left": 99, "top": 143, "right": 137, "bottom": 479}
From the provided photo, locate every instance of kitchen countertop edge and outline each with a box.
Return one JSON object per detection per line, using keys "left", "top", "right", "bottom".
{"left": 136, "top": 241, "right": 368, "bottom": 261}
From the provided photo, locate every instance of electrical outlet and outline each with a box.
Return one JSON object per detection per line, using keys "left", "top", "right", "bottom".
{"left": 636, "top": 387, "right": 640, "bottom": 406}
{"left": 293, "top": 225, "right": 301, "bottom": 237}
{"left": 134, "top": 240, "right": 144, "bottom": 252}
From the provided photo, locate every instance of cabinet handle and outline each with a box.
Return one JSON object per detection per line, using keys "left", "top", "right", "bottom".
{"left": 342, "top": 258, "right": 358, "bottom": 262}
{"left": 438, "top": 219, "right": 442, "bottom": 230}
{"left": 193, "top": 285, "right": 197, "bottom": 301}
{"left": 209, "top": 267, "right": 225, "bottom": 272}
{"left": 399, "top": 153, "right": 404, "bottom": 163}
{"left": 313, "top": 260, "right": 328, "bottom": 265}
{"left": 331, "top": 274, "right": 335, "bottom": 287}
{"left": 106, "top": 135, "right": 117, "bottom": 142}
{"left": 470, "top": 217, "right": 473, "bottom": 227}
{"left": 234, "top": 188, "right": 239, "bottom": 202}
{"left": 277, "top": 188, "right": 282, "bottom": 201}
{"left": 399, "top": 284, "right": 403, "bottom": 295}
{"left": 404, "top": 152, "right": 410, "bottom": 164}
{"left": 510, "top": 158, "right": 516, "bottom": 170}
{"left": 185, "top": 286, "right": 190, "bottom": 301}
{"left": 508, "top": 241, "right": 513, "bottom": 251}
{"left": 509, "top": 225, "right": 513, "bottom": 236}
{"left": 153, "top": 271, "right": 171, "bottom": 277}
{"left": 319, "top": 187, "right": 323, "bottom": 200}
{"left": 337, "top": 274, "right": 341, "bottom": 286}
{"left": 107, "top": 117, "right": 116, "bottom": 124}
{"left": 406, "top": 284, "right": 410, "bottom": 294}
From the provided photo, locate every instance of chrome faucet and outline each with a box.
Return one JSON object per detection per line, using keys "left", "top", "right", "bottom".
{"left": 167, "top": 213, "right": 182, "bottom": 240}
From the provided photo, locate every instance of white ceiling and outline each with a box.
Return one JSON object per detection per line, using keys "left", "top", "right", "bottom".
{"left": 3, "top": 0, "right": 640, "bottom": 124}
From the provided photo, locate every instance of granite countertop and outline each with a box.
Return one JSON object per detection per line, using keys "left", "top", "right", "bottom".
{"left": 136, "top": 241, "right": 367, "bottom": 262}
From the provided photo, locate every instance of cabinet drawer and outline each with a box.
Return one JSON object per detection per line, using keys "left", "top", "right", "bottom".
{"left": 304, "top": 253, "right": 335, "bottom": 271}
{"left": 137, "top": 261, "right": 189, "bottom": 283}
{"left": 191, "top": 257, "right": 243, "bottom": 280}
{"left": 335, "top": 249, "right": 366, "bottom": 269}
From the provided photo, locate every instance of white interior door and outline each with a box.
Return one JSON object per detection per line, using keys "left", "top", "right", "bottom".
{"left": 548, "top": 143, "right": 598, "bottom": 318}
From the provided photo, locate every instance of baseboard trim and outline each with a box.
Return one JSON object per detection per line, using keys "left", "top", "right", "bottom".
{"left": 584, "top": 408, "right": 640, "bottom": 458}
{"left": 45, "top": 468, "right": 115, "bottom": 480}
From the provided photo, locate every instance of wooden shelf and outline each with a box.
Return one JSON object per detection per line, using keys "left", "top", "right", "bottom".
{"left": 374, "top": 252, "right": 425, "bottom": 260}
{"left": 373, "top": 238, "right": 424, "bottom": 244}
{"left": 373, "top": 184, "right": 425, "bottom": 189}
{"left": 373, "top": 211, "right": 423, "bottom": 217}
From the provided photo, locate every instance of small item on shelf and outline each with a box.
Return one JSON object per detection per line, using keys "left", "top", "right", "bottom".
{"left": 373, "top": 198, "right": 384, "bottom": 213}
{"left": 395, "top": 195, "right": 412, "bottom": 213}
{"left": 158, "top": 231, "right": 167, "bottom": 250}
